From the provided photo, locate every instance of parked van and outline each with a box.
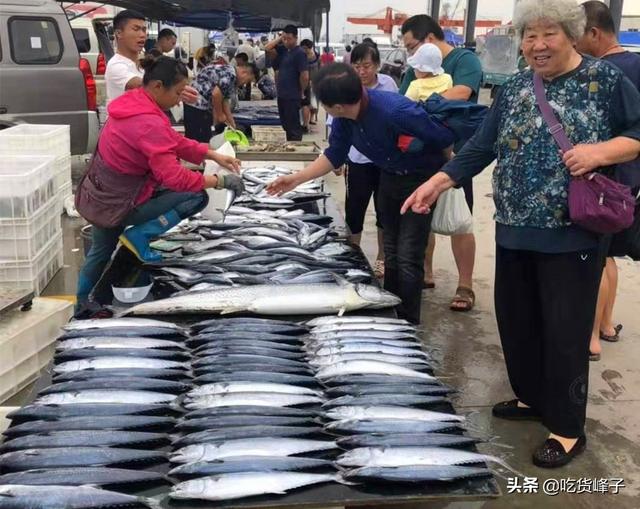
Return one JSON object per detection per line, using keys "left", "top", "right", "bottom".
{"left": 0, "top": 0, "right": 99, "bottom": 154}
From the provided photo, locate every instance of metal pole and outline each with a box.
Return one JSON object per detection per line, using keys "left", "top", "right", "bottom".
{"left": 325, "top": 8, "right": 330, "bottom": 48}
{"left": 464, "top": 0, "right": 478, "bottom": 46}
{"left": 430, "top": 0, "right": 441, "bottom": 20}
{"left": 608, "top": 0, "right": 624, "bottom": 34}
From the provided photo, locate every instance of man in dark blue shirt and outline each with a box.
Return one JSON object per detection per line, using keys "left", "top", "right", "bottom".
{"left": 265, "top": 26, "right": 309, "bottom": 141}
{"left": 267, "top": 63, "right": 454, "bottom": 324}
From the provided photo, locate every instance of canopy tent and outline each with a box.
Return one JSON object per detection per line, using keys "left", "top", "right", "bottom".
{"left": 77, "top": 0, "right": 329, "bottom": 34}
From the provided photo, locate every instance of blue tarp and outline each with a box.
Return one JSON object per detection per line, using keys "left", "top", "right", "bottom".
{"left": 620, "top": 31, "right": 640, "bottom": 46}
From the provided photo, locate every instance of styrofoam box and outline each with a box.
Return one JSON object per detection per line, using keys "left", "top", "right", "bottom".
{"left": 0, "top": 196, "right": 61, "bottom": 261}
{"left": 53, "top": 154, "right": 72, "bottom": 191}
{"left": 0, "top": 231, "right": 63, "bottom": 295}
{"left": 0, "top": 297, "right": 73, "bottom": 403}
{"left": 0, "top": 155, "right": 56, "bottom": 219}
{"left": 0, "top": 124, "right": 70, "bottom": 159}
{"left": 251, "top": 125, "right": 287, "bottom": 143}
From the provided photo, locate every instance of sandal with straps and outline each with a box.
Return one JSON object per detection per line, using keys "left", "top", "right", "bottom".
{"left": 450, "top": 286, "right": 475, "bottom": 312}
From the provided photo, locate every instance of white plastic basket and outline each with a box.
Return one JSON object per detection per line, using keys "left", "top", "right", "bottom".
{"left": 0, "top": 124, "right": 70, "bottom": 159}
{"left": 0, "top": 155, "right": 56, "bottom": 219}
{"left": 0, "top": 197, "right": 61, "bottom": 261}
{"left": 53, "top": 154, "right": 72, "bottom": 192}
{"left": 0, "top": 231, "right": 64, "bottom": 295}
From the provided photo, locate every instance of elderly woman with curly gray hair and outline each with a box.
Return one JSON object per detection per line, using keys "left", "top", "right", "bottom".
{"left": 403, "top": 0, "right": 640, "bottom": 467}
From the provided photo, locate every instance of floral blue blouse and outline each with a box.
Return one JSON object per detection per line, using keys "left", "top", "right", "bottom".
{"left": 192, "top": 64, "right": 237, "bottom": 112}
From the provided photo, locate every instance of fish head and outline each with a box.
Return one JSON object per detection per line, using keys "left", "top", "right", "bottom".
{"left": 354, "top": 284, "right": 402, "bottom": 308}
{"left": 172, "top": 479, "right": 209, "bottom": 498}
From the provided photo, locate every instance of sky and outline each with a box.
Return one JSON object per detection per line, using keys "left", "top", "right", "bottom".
{"left": 319, "top": 0, "right": 640, "bottom": 42}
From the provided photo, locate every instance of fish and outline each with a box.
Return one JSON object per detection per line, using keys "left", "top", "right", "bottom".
{"left": 173, "top": 426, "right": 324, "bottom": 447}
{"left": 306, "top": 338, "right": 423, "bottom": 350}
{"left": 192, "top": 372, "right": 317, "bottom": 387}
{"left": 5, "top": 403, "right": 178, "bottom": 423}
{"left": 53, "top": 357, "right": 186, "bottom": 373}
{"left": 124, "top": 282, "right": 401, "bottom": 316}
{"left": 187, "top": 333, "right": 302, "bottom": 348}
{"left": 0, "top": 467, "right": 168, "bottom": 488}
{"left": 325, "top": 419, "right": 463, "bottom": 435}
{"left": 311, "top": 344, "right": 428, "bottom": 358}
{"left": 321, "top": 374, "right": 440, "bottom": 387}
{"left": 52, "top": 368, "right": 189, "bottom": 382}
{"left": 0, "top": 430, "right": 170, "bottom": 452}
{"left": 54, "top": 348, "right": 190, "bottom": 362}
{"left": 59, "top": 326, "right": 185, "bottom": 339}
{"left": 56, "top": 336, "right": 186, "bottom": 351}
{"left": 325, "top": 406, "right": 465, "bottom": 423}
{"left": 2, "top": 416, "right": 176, "bottom": 438}
{"left": 39, "top": 378, "right": 189, "bottom": 395}
{"left": 308, "top": 353, "right": 432, "bottom": 367}
{"left": 187, "top": 382, "right": 323, "bottom": 398}
{"left": 316, "top": 361, "right": 439, "bottom": 382}
{"left": 170, "top": 472, "right": 338, "bottom": 501}
{"left": 171, "top": 438, "right": 337, "bottom": 463}
{"left": 312, "top": 323, "right": 416, "bottom": 334}
{"left": 192, "top": 354, "right": 308, "bottom": 369}
{"left": 0, "top": 447, "right": 167, "bottom": 472}
{"left": 184, "top": 406, "right": 319, "bottom": 420}
{"left": 342, "top": 465, "right": 493, "bottom": 483}
{"left": 0, "top": 485, "right": 157, "bottom": 508}
{"left": 193, "top": 363, "right": 313, "bottom": 376}
{"left": 169, "top": 456, "right": 332, "bottom": 479}
{"left": 191, "top": 317, "right": 304, "bottom": 332}
{"left": 310, "top": 331, "right": 419, "bottom": 341}
{"left": 34, "top": 390, "right": 177, "bottom": 406}
{"left": 184, "top": 392, "right": 324, "bottom": 410}
{"left": 197, "top": 324, "right": 307, "bottom": 336}
{"left": 176, "top": 415, "right": 316, "bottom": 432}
{"left": 336, "top": 447, "right": 513, "bottom": 471}
{"left": 306, "top": 316, "right": 412, "bottom": 328}
{"left": 335, "top": 433, "right": 481, "bottom": 449}
{"left": 192, "top": 340, "right": 302, "bottom": 353}
{"left": 63, "top": 317, "right": 182, "bottom": 332}
{"left": 325, "top": 384, "right": 454, "bottom": 397}
{"left": 322, "top": 394, "right": 448, "bottom": 408}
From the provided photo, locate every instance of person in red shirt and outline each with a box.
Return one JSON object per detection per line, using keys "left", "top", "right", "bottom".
{"left": 320, "top": 47, "right": 335, "bottom": 66}
{"left": 76, "top": 56, "right": 243, "bottom": 308}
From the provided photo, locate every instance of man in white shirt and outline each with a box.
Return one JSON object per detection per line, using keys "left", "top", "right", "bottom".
{"left": 105, "top": 10, "right": 147, "bottom": 105}
{"left": 236, "top": 38, "right": 257, "bottom": 64}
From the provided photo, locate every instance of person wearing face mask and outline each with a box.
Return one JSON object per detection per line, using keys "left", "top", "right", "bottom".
{"left": 75, "top": 56, "right": 244, "bottom": 312}
{"left": 401, "top": 0, "right": 640, "bottom": 467}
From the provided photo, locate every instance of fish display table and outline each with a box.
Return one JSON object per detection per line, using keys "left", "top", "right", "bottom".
{"left": 10, "top": 186, "right": 500, "bottom": 508}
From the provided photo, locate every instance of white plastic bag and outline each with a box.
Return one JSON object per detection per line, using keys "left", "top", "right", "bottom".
{"left": 430, "top": 187, "right": 473, "bottom": 236}
{"left": 200, "top": 142, "right": 236, "bottom": 221}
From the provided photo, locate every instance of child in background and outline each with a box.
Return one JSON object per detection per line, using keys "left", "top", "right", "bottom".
{"left": 404, "top": 43, "right": 453, "bottom": 101}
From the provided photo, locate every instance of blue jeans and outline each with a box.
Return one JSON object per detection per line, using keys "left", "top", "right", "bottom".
{"left": 76, "top": 189, "right": 208, "bottom": 304}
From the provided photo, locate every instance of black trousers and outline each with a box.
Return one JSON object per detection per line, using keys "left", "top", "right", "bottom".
{"left": 345, "top": 161, "right": 382, "bottom": 234}
{"left": 184, "top": 104, "right": 212, "bottom": 143}
{"left": 377, "top": 171, "right": 433, "bottom": 324}
{"left": 494, "top": 245, "right": 601, "bottom": 438}
{"left": 277, "top": 98, "right": 303, "bottom": 141}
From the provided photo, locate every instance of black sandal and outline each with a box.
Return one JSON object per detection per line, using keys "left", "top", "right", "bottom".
{"left": 492, "top": 399, "right": 541, "bottom": 421}
{"left": 600, "top": 324, "right": 622, "bottom": 343}
{"left": 533, "top": 435, "right": 586, "bottom": 468}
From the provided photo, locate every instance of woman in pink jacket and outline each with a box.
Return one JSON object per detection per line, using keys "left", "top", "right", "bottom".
{"left": 76, "top": 56, "right": 243, "bottom": 309}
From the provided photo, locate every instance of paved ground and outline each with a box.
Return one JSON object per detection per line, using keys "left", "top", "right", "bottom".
{"left": 43, "top": 96, "right": 640, "bottom": 507}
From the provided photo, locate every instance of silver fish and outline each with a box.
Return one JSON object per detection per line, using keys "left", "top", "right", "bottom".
{"left": 184, "top": 392, "right": 323, "bottom": 410}
{"left": 171, "top": 438, "right": 337, "bottom": 463}
{"left": 125, "top": 283, "right": 400, "bottom": 316}
{"left": 343, "top": 465, "right": 492, "bottom": 483}
{"left": 53, "top": 357, "right": 186, "bottom": 373}
{"left": 169, "top": 456, "right": 332, "bottom": 478}
{"left": 63, "top": 317, "right": 182, "bottom": 332}
{"left": 309, "top": 353, "right": 431, "bottom": 367}
{"left": 325, "top": 406, "right": 465, "bottom": 423}
{"left": 312, "top": 323, "right": 416, "bottom": 334}
{"left": 322, "top": 394, "right": 447, "bottom": 408}
{"left": 316, "top": 361, "right": 438, "bottom": 381}
{"left": 306, "top": 316, "right": 411, "bottom": 327}
{"left": 325, "top": 419, "right": 463, "bottom": 435}
{"left": 0, "top": 485, "right": 157, "bottom": 508}
{"left": 35, "top": 389, "right": 176, "bottom": 406}
{"left": 306, "top": 338, "right": 423, "bottom": 350}
{"left": 171, "top": 472, "right": 337, "bottom": 501}
{"left": 56, "top": 337, "right": 186, "bottom": 351}
{"left": 336, "top": 433, "right": 479, "bottom": 449}
{"left": 311, "top": 344, "right": 428, "bottom": 358}
{"left": 188, "top": 382, "right": 323, "bottom": 398}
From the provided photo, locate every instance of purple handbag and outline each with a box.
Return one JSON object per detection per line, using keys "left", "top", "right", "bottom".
{"left": 533, "top": 73, "right": 635, "bottom": 234}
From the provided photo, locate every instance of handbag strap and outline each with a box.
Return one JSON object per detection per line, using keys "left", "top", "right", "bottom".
{"left": 533, "top": 73, "right": 573, "bottom": 153}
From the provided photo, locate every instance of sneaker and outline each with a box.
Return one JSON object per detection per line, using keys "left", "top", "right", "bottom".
{"left": 533, "top": 435, "right": 586, "bottom": 468}
{"left": 373, "top": 260, "right": 385, "bottom": 279}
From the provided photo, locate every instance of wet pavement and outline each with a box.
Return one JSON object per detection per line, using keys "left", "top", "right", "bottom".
{"left": 41, "top": 101, "right": 640, "bottom": 507}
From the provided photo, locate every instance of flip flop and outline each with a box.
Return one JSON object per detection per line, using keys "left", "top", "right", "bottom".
{"left": 450, "top": 286, "right": 475, "bottom": 312}
{"left": 600, "top": 324, "right": 622, "bottom": 343}
{"left": 422, "top": 281, "right": 435, "bottom": 289}
{"left": 589, "top": 352, "right": 601, "bottom": 362}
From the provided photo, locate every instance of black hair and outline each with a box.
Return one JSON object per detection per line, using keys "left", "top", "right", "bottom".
{"left": 113, "top": 9, "right": 146, "bottom": 31}
{"left": 401, "top": 14, "right": 445, "bottom": 41}
{"left": 350, "top": 43, "right": 380, "bottom": 65}
{"left": 313, "top": 63, "right": 362, "bottom": 107}
{"left": 361, "top": 37, "right": 377, "bottom": 48}
{"left": 300, "top": 39, "right": 314, "bottom": 49}
{"left": 283, "top": 25, "right": 298, "bottom": 37}
{"left": 141, "top": 55, "right": 188, "bottom": 87}
{"left": 582, "top": 0, "right": 616, "bottom": 34}
{"left": 235, "top": 52, "right": 249, "bottom": 63}
{"left": 158, "top": 28, "right": 177, "bottom": 40}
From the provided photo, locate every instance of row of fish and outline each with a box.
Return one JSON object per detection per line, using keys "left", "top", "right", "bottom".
{"left": 0, "top": 318, "right": 191, "bottom": 508}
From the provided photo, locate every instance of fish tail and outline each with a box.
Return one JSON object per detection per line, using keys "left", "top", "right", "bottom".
{"left": 142, "top": 497, "right": 163, "bottom": 509}
{"left": 486, "top": 455, "right": 527, "bottom": 479}
{"left": 334, "top": 472, "right": 359, "bottom": 485}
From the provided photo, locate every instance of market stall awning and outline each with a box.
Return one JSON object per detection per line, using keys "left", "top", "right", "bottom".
{"left": 82, "top": 0, "right": 329, "bottom": 33}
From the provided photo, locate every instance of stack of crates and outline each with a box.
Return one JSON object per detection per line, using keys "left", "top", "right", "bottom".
{"left": 0, "top": 125, "right": 68, "bottom": 295}
{"left": 0, "top": 124, "right": 72, "bottom": 214}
